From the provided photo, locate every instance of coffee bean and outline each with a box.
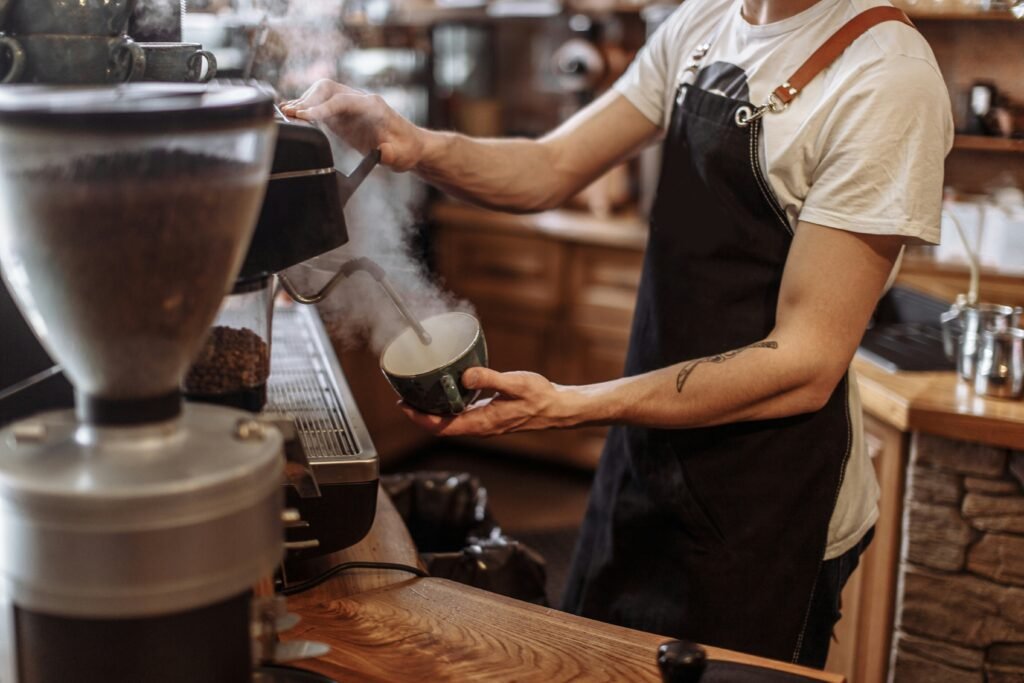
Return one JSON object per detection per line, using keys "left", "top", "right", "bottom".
{"left": 184, "top": 325, "right": 269, "bottom": 395}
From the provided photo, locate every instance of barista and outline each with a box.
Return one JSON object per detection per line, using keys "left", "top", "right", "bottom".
{"left": 281, "top": 0, "right": 952, "bottom": 667}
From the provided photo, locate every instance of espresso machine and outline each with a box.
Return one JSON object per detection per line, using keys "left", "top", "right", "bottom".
{"left": 0, "top": 4, "right": 391, "bottom": 683}
{"left": 0, "top": 83, "right": 292, "bottom": 682}
{"left": 0, "top": 0, "right": 388, "bottom": 577}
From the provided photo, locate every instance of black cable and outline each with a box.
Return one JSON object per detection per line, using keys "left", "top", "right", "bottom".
{"left": 280, "top": 560, "right": 428, "bottom": 596}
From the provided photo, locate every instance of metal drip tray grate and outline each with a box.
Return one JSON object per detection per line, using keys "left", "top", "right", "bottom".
{"left": 266, "top": 304, "right": 377, "bottom": 484}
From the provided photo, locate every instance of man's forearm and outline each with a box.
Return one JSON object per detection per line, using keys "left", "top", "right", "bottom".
{"left": 563, "top": 334, "right": 846, "bottom": 430}
{"left": 414, "top": 131, "right": 574, "bottom": 213}
{"left": 413, "top": 90, "right": 660, "bottom": 213}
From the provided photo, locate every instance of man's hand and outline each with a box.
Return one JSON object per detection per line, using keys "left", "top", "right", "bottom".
{"left": 280, "top": 80, "right": 426, "bottom": 171}
{"left": 401, "top": 367, "right": 586, "bottom": 437}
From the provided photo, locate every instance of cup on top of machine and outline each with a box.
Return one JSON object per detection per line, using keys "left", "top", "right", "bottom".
{"left": 0, "top": 35, "right": 24, "bottom": 84}
{"left": 6, "top": 0, "right": 135, "bottom": 36}
{"left": 381, "top": 312, "right": 488, "bottom": 415}
{"left": 16, "top": 33, "right": 145, "bottom": 84}
{"left": 138, "top": 42, "right": 217, "bottom": 83}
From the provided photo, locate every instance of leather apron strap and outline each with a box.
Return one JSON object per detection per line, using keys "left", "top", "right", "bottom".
{"left": 737, "top": 6, "right": 914, "bottom": 126}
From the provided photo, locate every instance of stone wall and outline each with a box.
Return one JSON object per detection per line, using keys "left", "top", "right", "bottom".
{"left": 890, "top": 434, "right": 1024, "bottom": 683}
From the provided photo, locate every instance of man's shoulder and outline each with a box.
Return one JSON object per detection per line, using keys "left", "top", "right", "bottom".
{"left": 838, "top": 0, "right": 943, "bottom": 79}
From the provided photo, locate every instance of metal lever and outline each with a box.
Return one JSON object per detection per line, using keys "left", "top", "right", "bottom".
{"left": 252, "top": 596, "right": 329, "bottom": 665}
{"left": 262, "top": 413, "right": 320, "bottom": 499}
{"left": 284, "top": 539, "right": 320, "bottom": 551}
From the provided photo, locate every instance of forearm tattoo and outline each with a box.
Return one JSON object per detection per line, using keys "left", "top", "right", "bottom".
{"left": 675, "top": 340, "right": 779, "bottom": 394}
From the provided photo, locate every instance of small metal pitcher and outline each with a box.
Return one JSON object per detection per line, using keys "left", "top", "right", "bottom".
{"left": 974, "top": 328, "right": 1024, "bottom": 400}
{"left": 941, "top": 301, "right": 1022, "bottom": 381}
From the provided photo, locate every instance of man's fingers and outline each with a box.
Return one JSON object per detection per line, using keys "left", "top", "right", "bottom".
{"left": 280, "top": 79, "right": 341, "bottom": 114}
{"left": 292, "top": 92, "right": 364, "bottom": 122}
{"left": 400, "top": 405, "right": 454, "bottom": 432}
{"left": 462, "top": 368, "right": 534, "bottom": 396}
{"left": 400, "top": 398, "right": 505, "bottom": 437}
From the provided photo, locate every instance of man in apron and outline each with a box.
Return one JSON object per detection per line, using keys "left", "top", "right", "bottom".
{"left": 283, "top": 0, "right": 952, "bottom": 666}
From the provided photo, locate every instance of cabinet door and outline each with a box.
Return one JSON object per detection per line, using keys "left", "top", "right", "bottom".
{"left": 568, "top": 244, "right": 643, "bottom": 333}
{"left": 825, "top": 413, "right": 907, "bottom": 683}
{"left": 435, "top": 227, "right": 565, "bottom": 314}
{"left": 479, "top": 310, "right": 567, "bottom": 382}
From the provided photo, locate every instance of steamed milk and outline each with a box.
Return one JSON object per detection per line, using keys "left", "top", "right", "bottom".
{"left": 382, "top": 312, "right": 478, "bottom": 376}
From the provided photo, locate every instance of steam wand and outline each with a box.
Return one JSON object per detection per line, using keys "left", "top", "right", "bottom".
{"left": 278, "top": 257, "right": 433, "bottom": 346}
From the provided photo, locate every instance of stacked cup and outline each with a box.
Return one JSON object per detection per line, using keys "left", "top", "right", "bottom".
{"left": 1, "top": 0, "right": 144, "bottom": 83}
{"left": 0, "top": 0, "right": 216, "bottom": 84}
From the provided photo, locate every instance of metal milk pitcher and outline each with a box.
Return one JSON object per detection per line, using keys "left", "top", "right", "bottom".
{"left": 974, "top": 328, "right": 1024, "bottom": 400}
{"left": 940, "top": 301, "right": 1022, "bottom": 381}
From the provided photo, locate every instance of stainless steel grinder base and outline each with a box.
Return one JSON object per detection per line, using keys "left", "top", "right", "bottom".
{"left": 0, "top": 403, "right": 284, "bottom": 683}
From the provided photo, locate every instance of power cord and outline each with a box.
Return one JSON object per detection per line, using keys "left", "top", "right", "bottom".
{"left": 280, "top": 561, "right": 428, "bottom": 596}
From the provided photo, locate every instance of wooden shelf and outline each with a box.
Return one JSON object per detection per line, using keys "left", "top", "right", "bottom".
{"left": 901, "top": 253, "right": 1024, "bottom": 281}
{"left": 953, "top": 134, "right": 1024, "bottom": 153}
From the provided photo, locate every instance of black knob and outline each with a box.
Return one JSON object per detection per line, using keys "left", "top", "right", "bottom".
{"left": 657, "top": 640, "right": 707, "bottom": 683}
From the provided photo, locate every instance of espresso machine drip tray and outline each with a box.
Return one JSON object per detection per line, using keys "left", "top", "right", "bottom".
{"left": 267, "top": 303, "right": 378, "bottom": 485}
{"left": 267, "top": 303, "right": 379, "bottom": 563}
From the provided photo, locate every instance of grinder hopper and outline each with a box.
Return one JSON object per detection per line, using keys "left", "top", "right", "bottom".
{"left": 0, "top": 83, "right": 277, "bottom": 422}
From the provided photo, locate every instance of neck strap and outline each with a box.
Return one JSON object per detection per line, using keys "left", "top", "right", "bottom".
{"left": 737, "top": 6, "right": 915, "bottom": 127}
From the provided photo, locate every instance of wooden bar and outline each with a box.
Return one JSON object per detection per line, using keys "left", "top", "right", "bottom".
{"left": 285, "top": 488, "right": 845, "bottom": 683}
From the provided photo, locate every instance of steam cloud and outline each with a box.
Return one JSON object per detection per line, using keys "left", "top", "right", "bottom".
{"left": 133, "top": 0, "right": 183, "bottom": 36}
{"left": 284, "top": 138, "right": 474, "bottom": 355}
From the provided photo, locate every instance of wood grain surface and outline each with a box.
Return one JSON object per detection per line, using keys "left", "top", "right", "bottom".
{"left": 285, "top": 491, "right": 843, "bottom": 683}
{"left": 852, "top": 356, "right": 1024, "bottom": 450}
{"left": 288, "top": 578, "right": 844, "bottom": 683}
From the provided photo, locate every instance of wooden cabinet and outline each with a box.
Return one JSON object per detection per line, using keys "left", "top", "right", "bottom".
{"left": 433, "top": 216, "right": 644, "bottom": 469}
{"left": 436, "top": 229, "right": 565, "bottom": 314}
{"left": 825, "top": 413, "right": 908, "bottom": 683}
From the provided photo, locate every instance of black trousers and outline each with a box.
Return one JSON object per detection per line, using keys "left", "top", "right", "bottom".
{"left": 796, "top": 526, "right": 876, "bottom": 668}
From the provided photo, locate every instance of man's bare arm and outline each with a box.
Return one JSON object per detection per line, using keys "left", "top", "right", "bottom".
{"left": 280, "top": 84, "right": 660, "bottom": 213}
{"left": 403, "top": 222, "right": 904, "bottom": 435}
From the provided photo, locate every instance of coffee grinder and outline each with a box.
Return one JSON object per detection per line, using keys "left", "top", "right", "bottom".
{"left": 0, "top": 84, "right": 289, "bottom": 683}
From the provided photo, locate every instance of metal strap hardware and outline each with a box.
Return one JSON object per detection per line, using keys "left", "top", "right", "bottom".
{"left": 683, "top": 41, "right": 712, "bottom": 74}
{"left": 735, "top": 92, "right": 787, "bottom": 127}
{"left": 736, "top": 7, "right": 914, "bottom": 128}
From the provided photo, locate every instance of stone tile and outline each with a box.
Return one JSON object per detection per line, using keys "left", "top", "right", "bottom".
{"left": 986, "top": 665, "right": 1024, "bottom": 683}
{"left": 900, "top": 566, "right": 1024, "bottom": 647}
{"left": 964, "top": 477, "right": 1020, "bottom": 497}
{"left": 968, "top": 534, "right": 1024, "bottom": 587}
{"left": 910, "top": 465, "right": 962, "bottom": 506}
{"left": 1012, "top": 452, "right": 1024, "bottom": 491}
{"left": 913, "top": 434, "right": 1007, "bottom": 478}
{"left": 906, "top": 502, "right": 973, "bottom": 571}
{"left": 895, "top": 632, "right": 984, "bottom": 670}
{"left": 891, "top": 650, "right": 982, "bottom": 683}
{"left": 963, "top": 494, "right": 1024, "bottom": 534}
{"left": 990, "top": 643, "right": 1024, "bottom": 668}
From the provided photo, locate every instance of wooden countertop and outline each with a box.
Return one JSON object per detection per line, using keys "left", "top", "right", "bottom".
{"left": 287, "top": 487, "right": 844, "bottom": 683}
{"left": 852, "top": 355, "right": 1024, "bottom": 450}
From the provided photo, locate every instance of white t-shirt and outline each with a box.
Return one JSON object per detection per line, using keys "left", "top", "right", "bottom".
{"left": 615, "top": 0, "right": 953, "bottom": 558}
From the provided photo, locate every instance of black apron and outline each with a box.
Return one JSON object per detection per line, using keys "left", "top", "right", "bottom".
{"left": 561, "top": 35, "right": 854, "bottom": 664}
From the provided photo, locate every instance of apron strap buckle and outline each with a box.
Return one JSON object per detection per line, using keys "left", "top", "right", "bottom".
{"left": 735, "top": 93, "right": 787, "bottom": 128}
